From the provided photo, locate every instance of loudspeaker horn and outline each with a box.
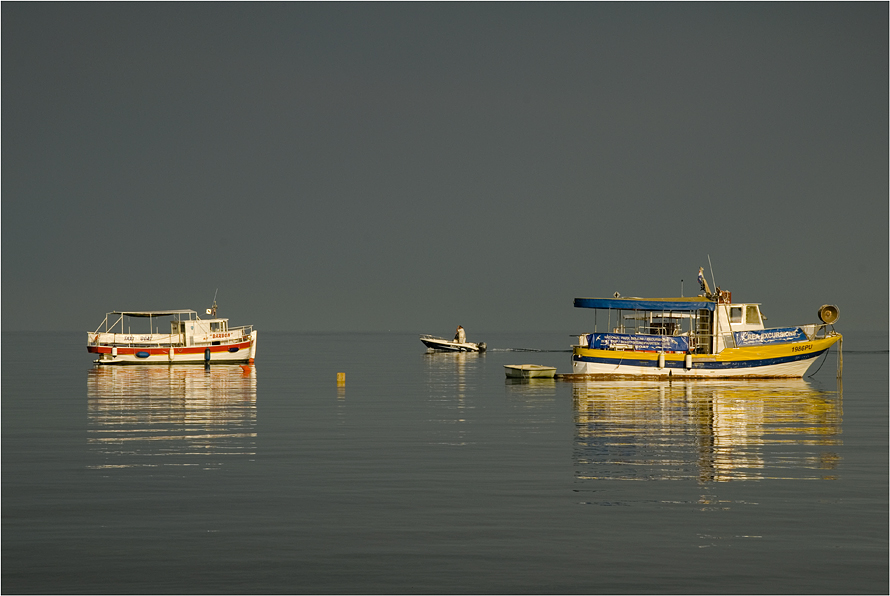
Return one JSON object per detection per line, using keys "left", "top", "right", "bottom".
{"left": 817, "top": 304, "right": 839, "bottom": 325}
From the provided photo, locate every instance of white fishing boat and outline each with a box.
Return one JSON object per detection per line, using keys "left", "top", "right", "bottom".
{"left": 504, "top": 364, "right": 557, "bottom": 379}
{"left": 420, "top": 334, "right": 487, "bottom": 353}
{"left": 87, "top": 301, "right": 257, "bottom": 365}
{"left": 566, "top": 270, "right": 841, "bottom": 379}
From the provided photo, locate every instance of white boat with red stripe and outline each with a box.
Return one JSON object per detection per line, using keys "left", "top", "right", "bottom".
{"left": 87, "top": 303, "right": 257, "bottom": 365}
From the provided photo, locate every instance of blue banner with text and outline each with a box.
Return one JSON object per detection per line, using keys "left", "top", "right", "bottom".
{"left": 587, "top": 333, "right": 690, "bottom": 352}
{"left": 733, "top": 327, "right": 808, "bottom": 347}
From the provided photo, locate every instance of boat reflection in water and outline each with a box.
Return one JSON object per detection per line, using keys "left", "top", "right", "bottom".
{"left": 573, "top": 379, "right": 842, "bottom": 482}
{"left": 505, "top": 377, "right": 557, "bottom": 398}
{"left": 87, "top": 365, "right": 257, "bottom": 469}
{"left": 423, "top": 351, "right": 485, "bottom": 446}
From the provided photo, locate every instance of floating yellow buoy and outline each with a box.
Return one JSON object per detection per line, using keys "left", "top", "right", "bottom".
{"left": 337, "top": 372, "right": 346, "bottom": 385}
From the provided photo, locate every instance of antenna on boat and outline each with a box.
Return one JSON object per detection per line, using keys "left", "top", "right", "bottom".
{"left": 707, "top": 255, "right": 717, "bottom": 293}
{"left": 206, "top": 288, "right": 218, "bottom": 317}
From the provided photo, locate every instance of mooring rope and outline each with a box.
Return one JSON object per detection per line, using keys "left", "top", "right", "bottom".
{"left": 837, "top": 336, "right": 843, "bottom": 378}
{"left": 807, "top": 350, "right": 829, "bottom": 377}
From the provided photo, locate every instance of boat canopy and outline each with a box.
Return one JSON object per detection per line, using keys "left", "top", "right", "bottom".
{"left": 110, "top": 310, "right": 197, "bottom": 317}
{"left": 573, "top": 297, "right": 716, "bottom": 312}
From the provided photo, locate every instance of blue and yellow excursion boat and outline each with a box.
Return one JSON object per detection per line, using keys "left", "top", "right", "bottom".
{"left": 569, "top": 272, "right": 841, "bottom": 379}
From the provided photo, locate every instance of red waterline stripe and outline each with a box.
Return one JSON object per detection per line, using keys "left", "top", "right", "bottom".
{"left": 89, "top": 341, "right": 250, "bottom": 355}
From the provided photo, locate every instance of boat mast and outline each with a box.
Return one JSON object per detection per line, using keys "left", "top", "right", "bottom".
{"left": 708, "top": 256, "right": 738, "bottom": 349}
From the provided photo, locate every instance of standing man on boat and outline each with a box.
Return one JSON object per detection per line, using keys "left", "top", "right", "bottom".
{"left": 454, "top": 325, "right": 466, "bottom": 344}
{"left": 698, "top": 267, "right": 712, "bottom": 297}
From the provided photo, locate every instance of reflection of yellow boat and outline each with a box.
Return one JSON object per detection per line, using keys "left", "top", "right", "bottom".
{"left": 87, "top": 365, "right": 257, "bottom": 469}
{"left": 573, "top": 379, "right": 842, "bottom": 482}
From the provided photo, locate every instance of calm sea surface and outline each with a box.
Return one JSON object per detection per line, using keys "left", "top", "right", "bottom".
{"left": 3, "top": 331, "right": 887, "bottom": 594}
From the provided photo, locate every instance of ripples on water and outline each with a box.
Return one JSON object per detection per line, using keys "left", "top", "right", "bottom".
{"left": 3, "top": 332, "right": 885, "bottom": 594}
{"left": 572, "top": 379, "right": 842, "bottom": 483}
{"left": 86, "top": 366, "right": 257, "bottom": 470}
{"left": 422, "top": 352, "right": 481, "bottom": 446}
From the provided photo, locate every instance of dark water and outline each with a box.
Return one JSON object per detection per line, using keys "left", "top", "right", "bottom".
{"left": 3, "top": 331, "right": 887, "bottom": 594}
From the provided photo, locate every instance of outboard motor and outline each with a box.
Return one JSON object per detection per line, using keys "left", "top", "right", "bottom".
{"left": 477, "top": 342, "right": 487, "bottom": 353}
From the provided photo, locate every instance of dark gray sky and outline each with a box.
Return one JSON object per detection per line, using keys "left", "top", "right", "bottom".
{"left": 4, "top": 3, "right": 887, "bottom": 333}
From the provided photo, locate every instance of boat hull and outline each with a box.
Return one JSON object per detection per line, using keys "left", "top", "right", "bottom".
{"left": 505, "top": 364, "right": 557, "bottom": 379}
{"left": 88, "top": 333, "right": 257, "bottom": 365}
{"left": 569, "top": 334, "right": 840, "bottom": 379}
{"left": 420, "top": 335, "right": 486, "bottom": 352}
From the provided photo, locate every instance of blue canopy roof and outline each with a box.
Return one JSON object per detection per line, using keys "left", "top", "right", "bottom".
{"left": 574, "top": 297, "right": 716, "bottom": 312}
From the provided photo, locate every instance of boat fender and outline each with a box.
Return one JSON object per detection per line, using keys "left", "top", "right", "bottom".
{"left": 228, "top": 346, "right": 240, "bottom": 353}
{"left": 685, "top": 354, "right": 693, "bottom": 370}
{"left": 112, "top": 347, "right": 118, "bottom": 357}
{"left": 136, "top": 351, "right": 150, "bottom": 358}
{"left": 204, "top": 348, "right": 211, "bottom": 363}
{"left": 658, "top": 352, "right": 665, "bottom": 369}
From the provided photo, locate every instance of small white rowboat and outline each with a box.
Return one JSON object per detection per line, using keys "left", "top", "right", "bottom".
{"left": 504, "top": 364, "right": 557, "bottom": 379}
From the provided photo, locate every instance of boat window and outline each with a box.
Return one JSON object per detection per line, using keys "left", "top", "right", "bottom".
{"left": 650, "top": 321, "right": 678, "bottom": 335}
{"left": 210, "top": 322, "right": 221, "bottom": 332}
{"left": 730, "top": 307, "right": 743, "bottom": 323}
{"left": 746, "top": 306, "right": 760, "bottom": 324}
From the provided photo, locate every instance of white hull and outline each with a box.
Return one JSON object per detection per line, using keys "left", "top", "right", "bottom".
{"left": 95, "top": 348, "right": 252, "bottom": 365}
{"left": 420, "top": 335, "right": 486, "bottom": 352}
{"left": 570, "top": 350, "right": 827, "bottom": 379}
{"left": 505, "top": 364, "right": 557, "bottom": 379}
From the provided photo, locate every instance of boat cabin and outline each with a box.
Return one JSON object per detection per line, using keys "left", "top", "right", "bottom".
{"left": 573, "top": 296, "right": 769, "bottom": 354}
{"left": 91, "top": 310, "right": 253, "bottom": 349}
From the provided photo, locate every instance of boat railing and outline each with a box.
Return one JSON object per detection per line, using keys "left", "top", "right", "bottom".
{"left": 87, "top": 332, "right": 182, "bottom": 348}
{"left": 798, "top": 324, "right": 836, "bottom": 340}
{"left": 227, "top": 325, "right": 254, "bottom": 337}
{"left": 189, "top": 325, "right": 254, "bottom": 347}
{"left": 88, "top": 325, "right": 254, "bottom": 348}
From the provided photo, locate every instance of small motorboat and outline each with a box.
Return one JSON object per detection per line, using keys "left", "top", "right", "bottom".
{"left": 504, "top": 364, "right": 557, "bottom": 379}
{"left": 420, "top": 334, "right": 487, "bottom": 353}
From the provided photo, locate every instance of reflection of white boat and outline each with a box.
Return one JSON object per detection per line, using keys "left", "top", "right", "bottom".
{"left": 505, "top": 364, "right": 557, "bottom": 379}
{"left": 87, "top": 365, "right": 257, "bottom": 469}
{"left": 567, "top": 271, "right": 842, "bottom": 378}
{"left": 87, "top": 304, "right": 257, "bottom": 365}
{"left": 420, "top": 334, "right": 487, "bottom": 353}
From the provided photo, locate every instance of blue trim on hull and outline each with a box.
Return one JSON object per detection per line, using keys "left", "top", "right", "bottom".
{"left": 573, "top": 349, "right": 828, "bottom": 370}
